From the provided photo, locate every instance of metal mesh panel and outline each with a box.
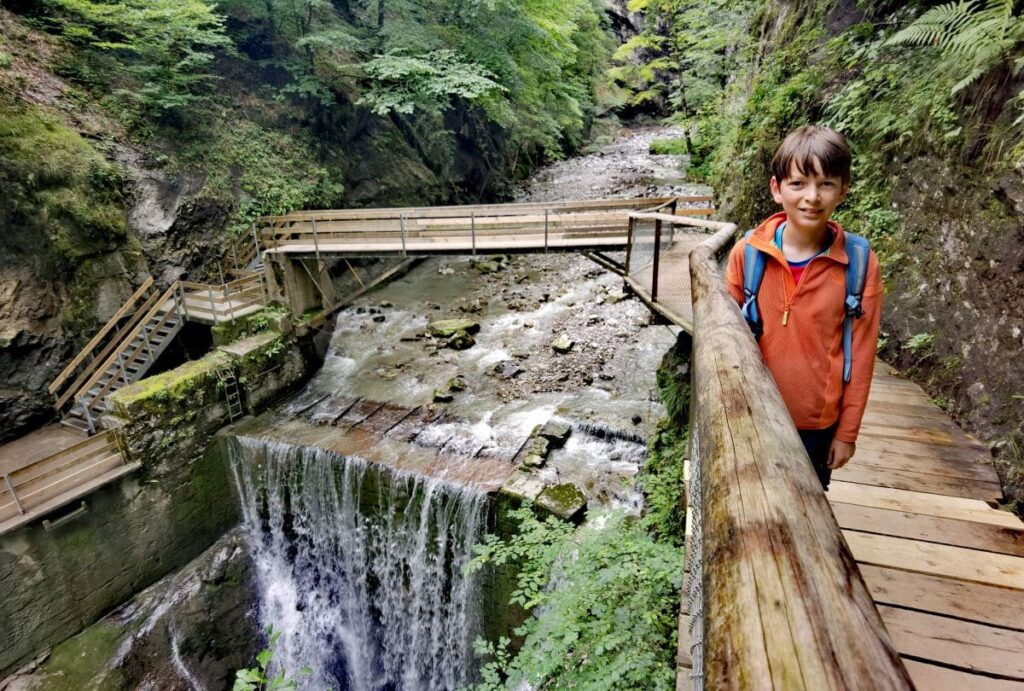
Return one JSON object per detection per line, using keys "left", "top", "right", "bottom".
{"left": 686, "top": 426, "right": 705, "bottom": 688}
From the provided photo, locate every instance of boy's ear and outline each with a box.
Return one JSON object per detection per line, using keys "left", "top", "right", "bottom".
{"left": 839, "top": 182, "right": 850, "bottom": 204}
{"left": 770, "top": 176, "right": 783, "bottom": 204}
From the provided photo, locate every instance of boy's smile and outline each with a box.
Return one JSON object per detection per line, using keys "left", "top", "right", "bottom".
{"left": 770, "top": 159, "right": 848, "bottom": 237}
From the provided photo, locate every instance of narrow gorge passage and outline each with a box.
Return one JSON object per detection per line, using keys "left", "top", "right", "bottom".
{"left": 222, "top": 125, "right": 707, "bottom": 690}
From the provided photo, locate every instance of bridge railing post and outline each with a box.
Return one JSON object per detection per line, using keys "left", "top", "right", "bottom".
{"left": 400, "top": 214, "right": 407, "bottom": 257}
{"left": 651, "top": 218, "right": 662, "bottom": 302}
{"left": 471, "top": 211, "right": 476, "bottom": 256}
{"left": 208, "top": 288, "right": 218, "bottom": 325}
{"left": 251, "top": 223, "right": 260, "bottom": 266}
{"left": 312, "top": 218, "right": 322, "bottom": 265}
{"left": 625, "top": 216, "right": 635, "bottom": 277}
{"left": 544, "top": 209, "right": 549, "bottom": 254}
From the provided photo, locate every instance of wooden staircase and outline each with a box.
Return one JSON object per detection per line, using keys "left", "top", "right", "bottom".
{"left": 50, "top": 274, "right": 270, "bottom": 434}
{"left": 60, "top": 286, "right": 184, "bottom": 433}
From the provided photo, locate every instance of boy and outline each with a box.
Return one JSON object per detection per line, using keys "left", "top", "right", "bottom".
{"left": 724, "top": 125, "right": 883, "bottom": 489}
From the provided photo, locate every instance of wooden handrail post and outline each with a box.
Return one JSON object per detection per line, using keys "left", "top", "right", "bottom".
{"left": 400, "top": 214, "right": 407, "bottom": 257}
{"left": 251, "top": 224, "right": 260, "bottom": 266}
{"left": 79, "top": 397, "right": 96, "bottom": 435}
{"left": 208, "top": 288, "right": 218, "bottom": 325}
{"left": 4, "top": 474, "right": 24, "bottom": 514}
{"left": 312, "top": 218, "right": 322, "bottom": 265}
{"left": 625, "top": 216, "right": 635, "bottom": 276}
{"left": 652, "top": 218, "right": 662, "bottom": 302}
{"left": 225, "top": 284, "right": 235, "bottom": 322}
{"left": 544, "top": 209, "right": 549, "bottom": 254}
{"left": 116, "top": 350, "right": 129, "bottom": 384}
{"left": 140, "top": 323, "right": 154, "bottom": 363}
{"left": 471, "top": 211, "right": 476, "bottom": 256}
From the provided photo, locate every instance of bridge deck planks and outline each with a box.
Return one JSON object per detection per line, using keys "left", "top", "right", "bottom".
{"left": 834, "top": 362, "right": 1024, "bottom": 687}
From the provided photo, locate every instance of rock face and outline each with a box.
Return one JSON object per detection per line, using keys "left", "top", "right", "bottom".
{"left": 2, "top": 531, "right": 260, "bottom": 691}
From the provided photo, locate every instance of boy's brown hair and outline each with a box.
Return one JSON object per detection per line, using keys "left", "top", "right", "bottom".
{"left": 771, "top": 125, "right": 852, "bottom": 185}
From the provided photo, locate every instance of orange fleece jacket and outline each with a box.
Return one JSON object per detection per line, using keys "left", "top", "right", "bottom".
{"left": 725, "top": 212, "right": 883, "bottom": 443}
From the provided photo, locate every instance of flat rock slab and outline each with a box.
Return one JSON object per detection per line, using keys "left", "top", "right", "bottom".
{"left": 308, "top": 396, "right": 360, "bottom": 426}
{"left": 428, "top": 319, "right": 480, "bottom": 338}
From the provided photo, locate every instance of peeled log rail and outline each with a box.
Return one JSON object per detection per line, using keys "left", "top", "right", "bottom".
{"left": 686, "top": 225, "right": 913, "bottom": 689}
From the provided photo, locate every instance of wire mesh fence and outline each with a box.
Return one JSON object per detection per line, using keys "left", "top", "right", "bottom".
{"left": 686, "top": 426, "right": 705, "bottom": 689}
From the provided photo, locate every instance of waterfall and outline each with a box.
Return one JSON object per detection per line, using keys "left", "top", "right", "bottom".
{"left": 227, "top": 436, "right": 488, "bottom": 691}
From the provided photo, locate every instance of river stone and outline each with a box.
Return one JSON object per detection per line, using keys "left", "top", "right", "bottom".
{"left": 446, "top": 331, "right": 476, "bottom": 350}
{"left": 539, "top": 420, "right": 572, "bottom": 448}
{"left": 433, "top": 389, "right": 454, "bottom": 403}
{"left": 606, "top": 291, "right": 628, "bottom": 304}
{"left": 501, "top": 472, "right": 545, "bottom": 502}
{"left": 551, "top": 334, "right": 574, "bottom": 354}
{"left": 428, "top": 318, "right": 480, "bottom": 337}
{"left": 492, "top": 360, "right": 525, "bottom": 379}
{"left": 520, "top": 436, "right": 550, "bottom": 468}
{"left": 446, "top": 375, "right": 467, "bottom": 392}
{"left": 473, "top": 260, "right": 501, "bottom": 274}
{"left": 536, "top": 483, "right": 587, "bottom": 522}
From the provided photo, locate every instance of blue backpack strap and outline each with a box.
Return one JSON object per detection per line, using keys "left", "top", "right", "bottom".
{"left": 842, "top": 232, "right": 871, "bottom": 382}
{"left": 740, "top": 229, "right": 767, "bottom": 340}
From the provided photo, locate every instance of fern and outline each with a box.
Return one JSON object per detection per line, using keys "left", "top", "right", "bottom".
{"left": 888, "top": 0, "right": 1024, "bottom": 94}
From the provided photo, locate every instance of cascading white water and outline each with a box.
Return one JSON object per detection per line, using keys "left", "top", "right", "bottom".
{"left": 227, "top": 436, "right": 488, "bottom": 691}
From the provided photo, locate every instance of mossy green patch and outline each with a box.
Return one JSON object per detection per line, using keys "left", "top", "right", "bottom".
{"left": 36, "top": 619, "right": 127, "bottom": 691}
{"left": 0, "top": 98, "right": 126, "bottom": 265}
{"left": 110, "top": 351, "right": 232, "bottom": 417}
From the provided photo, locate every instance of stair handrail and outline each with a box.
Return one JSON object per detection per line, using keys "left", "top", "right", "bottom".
{"left": 49, "top": 277, "right": 156, "bottom": 407}
{"left": 75, "top": 281, "right": 181, "bottom": 416}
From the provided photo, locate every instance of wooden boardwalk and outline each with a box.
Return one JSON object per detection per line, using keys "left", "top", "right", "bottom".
{"left": 637, "top": 232, "right": 1024, "bottom": 689}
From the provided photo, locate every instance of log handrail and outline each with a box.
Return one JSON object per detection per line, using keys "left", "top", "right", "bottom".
{"left": 49, "top": 277, "right": 155, "bottom": 401}
{"left": 657, "top": 212, "right": 914, "bottom": 689}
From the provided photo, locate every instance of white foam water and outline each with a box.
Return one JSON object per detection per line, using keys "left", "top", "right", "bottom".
{"left": 228, "top": 436, "right": 488, "bottom": 690}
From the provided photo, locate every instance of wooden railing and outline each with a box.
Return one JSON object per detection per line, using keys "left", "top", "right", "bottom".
{"left": 178, "top": 273, "right": 268, "bottom": 325}
{"left": 256, "top": 197, "right": 715, "bottom": 253}
{"left": 0, "top": 428, "right": 132, "bottom": 531}
{"left": 49, "top": 277, "right": 157, "bottom": 412}
{"left": 663, "top": 214, "right": 913, "bottom": 689}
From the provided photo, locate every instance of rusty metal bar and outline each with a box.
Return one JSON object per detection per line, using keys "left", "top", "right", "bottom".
{"left": 652, "top": 218, "right": 662, "bottom": 303}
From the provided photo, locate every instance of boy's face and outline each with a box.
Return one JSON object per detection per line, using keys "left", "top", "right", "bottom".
{"left": 770, "top": 158, "right": 848, "bottom": 235}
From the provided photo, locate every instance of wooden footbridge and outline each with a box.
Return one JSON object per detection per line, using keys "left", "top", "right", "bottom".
{"left": 10, "top": 195, "right": 1024, "bottom": 689}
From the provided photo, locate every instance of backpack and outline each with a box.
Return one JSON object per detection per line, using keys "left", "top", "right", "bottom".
{"left": 740, "top": 228, "right": 870, "bottom": 383}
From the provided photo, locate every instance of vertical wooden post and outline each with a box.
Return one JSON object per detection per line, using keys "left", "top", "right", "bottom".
{"left": 208, "top": 288, "right": 218, "bottom": 325}
{"left": 312, "top": 218, "right": 322, "bottom": 265}
{"left": 471, "top": 211, "right": 476, "bottom": 256}
{"left": 652, "top": 218, "right": 662, "bottom": 303}
{"left": 625, "top": 215, "right": 635, "bottom": 276}
{"left": 400, "top": 214, "right": 407, "bottom": 257}
{"left": 4, "top": 474, "right": 24, "bottom": 514}
{"left": 544, "top": 209, "right": 549, "bottom": 254}
{"left": 251, "top": 224, "right": 260, "bottom": 263}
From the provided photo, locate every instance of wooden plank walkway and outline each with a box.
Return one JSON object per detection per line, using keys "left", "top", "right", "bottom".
{"left": 642, "top": 235, "right": 1024, "bottom": 689}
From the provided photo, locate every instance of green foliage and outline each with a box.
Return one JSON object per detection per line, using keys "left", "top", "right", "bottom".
{"left": 47, "top": 0, "right": 233, "bottom": 113}
{"left": 466, "top": 508, "right": 683, "bottom": 690}
{"left": 359, "top": 49, "right": 505, "bottom": 116}
{"left": 903, "top": 332, "right": 935, "bottom": 354}
{"left": 0, "top": 98, "right": 126, "bottom": 264}
{"left": 234, "top": 626, "right": 311, "bottom": 691}
{"left": 888, "top": 0, "right": 1024, "bottom": 97}
{"left": 648, "top": 138, "right": 688, "bottom": 155}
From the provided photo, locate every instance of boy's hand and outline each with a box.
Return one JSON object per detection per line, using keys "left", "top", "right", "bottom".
{"left": 828, "top": 439, "right": 856, "bottom": 469}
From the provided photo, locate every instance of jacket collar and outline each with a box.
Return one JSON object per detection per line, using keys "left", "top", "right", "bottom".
{"left": 747, "top": 211, "right": 850, "bottom": 265}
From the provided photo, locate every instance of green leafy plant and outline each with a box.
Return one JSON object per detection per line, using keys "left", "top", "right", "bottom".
{"left": 903, "top": 332, "right": 935, "bottom": 354}
{"left": 888, "top": 0, "right": 1024, "bottom": 98}
{"left": 465, "top": 508, "right": 683, "bottom": 690}
{"left": 49, "top": 0, "right": 234, "bottom": 112}
{"left": 233, "top": 626, "right": 311, "bottom": 691}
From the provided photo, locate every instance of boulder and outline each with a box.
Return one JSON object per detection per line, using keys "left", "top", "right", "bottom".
{"left": 551, "top": 334, "right": 574, "bottom": 354}
{"left": 446, "top": 331, "right": 476, "bottom": 350}
{"left": 539, "top": 420, "right": 572, "bottom": 448}
{"left": 428, "top": 318, "right": 481, "bottom": 338}
{"left": 446, "top": 375, "right": 467, "bottom": 392}
{"left": 520, "top": 437, "right": 550, "bottom": 469}
{"left": 536, "top": 483, "right": 587, "bottom": 522}
{"left": 433, "top": 389, "right": 454, "bottom": 403}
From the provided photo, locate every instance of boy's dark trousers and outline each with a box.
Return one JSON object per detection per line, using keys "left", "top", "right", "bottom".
{"left": 798, "top": 425, "right": 838, "bottom": 490}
